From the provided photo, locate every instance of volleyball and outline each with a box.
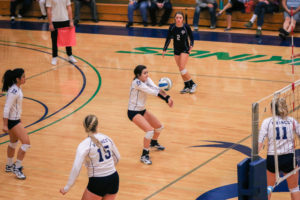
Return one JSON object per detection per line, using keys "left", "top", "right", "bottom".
{"left": 158, "top": 77, "right": 172, "bottom": 91}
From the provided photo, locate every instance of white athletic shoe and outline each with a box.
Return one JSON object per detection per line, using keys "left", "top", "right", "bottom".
{"left": 51, "top": 57, "right": 57, "bottom": 65}
{"left": 140, "top": 155, "right": 152, "bottom": 165}
{"left": 13, "top": 166, "right": 26, "bottom": 180}
{"left": 189, "top": 84, "right": 197, "bottom": 94}
{"left": 180, "top": 87, "right": 190, "bottom": 94}
{"left": 17, "top": 14, "right": 22, "bottom": 18}
{"left": 68, "top": 55, "right": 77, "bottom": 63}
{"left": 5, "top": 164, "right": 14, "bottom": 172}
{"left": 10, "top": 16, "right": 15, "bottom": 21}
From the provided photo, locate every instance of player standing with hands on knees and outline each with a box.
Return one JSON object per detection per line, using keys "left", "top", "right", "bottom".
{"left": 2, "top": 68, "right": 29, "bottom": 180}
{"left": 258, "top": 98, "right": 300, "bottom": 200}
{"left": 60, "top": 115, "right": 120, "bottom": 200}
{"left": 162, "top": 11, "right": 197, "bottom": 94}
{"left": 128, "top": 65, "right": 173, "bottom": 165}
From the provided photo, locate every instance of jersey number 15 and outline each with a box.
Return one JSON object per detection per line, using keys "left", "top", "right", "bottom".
{"left": 97, "top": 145, "right": 111, "bottom": 162}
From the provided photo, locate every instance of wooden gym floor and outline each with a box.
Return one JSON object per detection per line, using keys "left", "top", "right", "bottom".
{"left": 0, "top": 16, "right": 299, "bottom": 200}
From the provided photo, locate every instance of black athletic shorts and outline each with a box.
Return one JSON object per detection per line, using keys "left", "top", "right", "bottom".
{"left": 8, "top": 119, "right": 21, "bottom": 130}
{"left": 267, "top": 153, "right": 296, "bottom": 173}
{"left": 174, "top": 49, "right": 189, "bottom": 55}
{"left": 87, "top": 171, "right": 119, "bottom": 197}
{"left": 127, "top": 109, "right": 146, "bottom": 121}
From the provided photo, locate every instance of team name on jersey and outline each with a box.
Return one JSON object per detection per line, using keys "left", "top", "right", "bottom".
{"left": 272, "top": 121, "right": 292, "bottom": 125}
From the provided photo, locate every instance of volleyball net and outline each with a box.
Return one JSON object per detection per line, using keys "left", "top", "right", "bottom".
{"left": 251, "top": 79, "right": 300, "bottom": 189}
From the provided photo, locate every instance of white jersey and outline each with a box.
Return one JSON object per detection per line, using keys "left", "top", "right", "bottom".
{"left": 259, "top": 116, "right": 300, "bottom": 155}
{"left": 46, "top": 0, "right": 71, "bottom": 22}
{"left": 3, "top": 84, "right": 23, "bottom": 120}
{"left": 128, "top": 77, "right": 160, "bottom": 111}
{"left": 64, "top": 133, "right": 120, "bottom": 192}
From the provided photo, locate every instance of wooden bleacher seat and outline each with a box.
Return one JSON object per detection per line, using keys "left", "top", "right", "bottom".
{"left": 0, "top": 0, "right": 285, "bottom": 31}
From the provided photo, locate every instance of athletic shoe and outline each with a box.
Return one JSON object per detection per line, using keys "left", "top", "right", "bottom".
{"left": 17, "top": 14, "right": 22, "bottom": 18}
{"left": 210, "top": 25, "right": 216, "bottom": 29}
{"left": 140, "top": 155, "right": 152, "bottom": 165}
{"left": 224, "top": 27, "right": 232, "bottom": 31}
{"left": 5, "top": 164, "right": 14, "bottom": 172}
{"left": 256, "top": 29, "right": 262, "bottom": 37}
{"left": 180, "top": 87, "right": 190, "bottom": 94}
{"left": 10, "top": 16, "right": 15, "bottom": 21}
{"left": 244, "top": 21, "right": 253, "bottom": 28}
{"left": 51, "top": 57, "right": 57, "bottom": 65}
{"left": 13, "top": 166, "right": 26, "bottom": 180}
{"left": 68, "top": 55, "right": 77, "bottom": 63}
{"left": 126, "top": 22, "right": 133, "bottom": 28}
{"left": 194, "top": 26, "right": 198, "bottom": 31}
{"left": 189, "top": 84, "right": 197, "bottom": 94}
{"left": 150, "top": 141, "right": 165, "bottom": 151}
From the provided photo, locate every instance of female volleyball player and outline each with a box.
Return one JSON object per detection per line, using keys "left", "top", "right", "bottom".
{"left": 2, "top": 68, "right": 28, "bottom": 180}
{"left": 162, "top": 11, "right": 197, "bottom": 94}
{"left": 258, "top": 98, "right": 300, "bottom": 200}
{"left": 128, "top": 65, "right": 173, "bottom": 165}
{"left": 60, "top": 115, "right": 120, "bottom": 200}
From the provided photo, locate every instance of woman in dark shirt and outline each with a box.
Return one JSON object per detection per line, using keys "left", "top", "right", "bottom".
{"left": 162, "top": 11, "right": 197, "bottom": 94}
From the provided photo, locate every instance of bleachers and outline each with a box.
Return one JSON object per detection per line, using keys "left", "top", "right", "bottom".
{"left": 0, "top": 0, "right": 285, "bottom": 31}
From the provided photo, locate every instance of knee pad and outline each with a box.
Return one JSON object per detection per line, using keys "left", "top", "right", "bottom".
{"left": 180, "top": 69, "right": 187, "bottom": 75}
{"left": 154, "top": 125, "right": 164, "bottom": 133}
{"left": 145, "top": 130, "right": 154, "bottom": 140}
{"left": 9, "top": 141, "right": 18, "bottom": 149}
{"left": 20, "top": 144, "right": 31, "bottom": 152}
{"left": 290, "top": 186, "right": 300, "bottom": 193}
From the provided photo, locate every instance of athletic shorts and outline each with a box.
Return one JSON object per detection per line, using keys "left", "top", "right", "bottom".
{"left": 284, "top": 7, "right": 300, "bottom": 22}
{"left": 174, "top": 49, "right": 189, "bottom": 55}
{"left": 8, "top": 119, "right": 21, "bottom": 130}
{"left": 127, "top": 109, "right": 146, "bottom": 121}
{"left": 87, "top": 171, "right": 119, "bottom": 197}
{"left": 267, "top": 153, "right": 296, "bottom": 173}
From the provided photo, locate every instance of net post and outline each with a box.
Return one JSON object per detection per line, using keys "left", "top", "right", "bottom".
{"left": 252, "top": 102, "right": 260, "bottom": 162}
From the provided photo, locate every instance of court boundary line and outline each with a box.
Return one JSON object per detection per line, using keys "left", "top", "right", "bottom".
{"left": 0, "top": 40, "right": 102, "bottom": 145}
{"left": 96, "top": 66, "right": 291, "bottom": 84}
{"left": 144, "top": 134, "right": 252, "bottom": 199}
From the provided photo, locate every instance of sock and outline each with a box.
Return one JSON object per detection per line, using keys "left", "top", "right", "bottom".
{"left": 184, "top": 81, "right": 190, "bottom": 88}
{"left": 15, "top": 159, "right": 22, "bottom": 168}
{"left": 7, "top": 157, "right": 13, "bottom": 166}
{"left": 250, "top": 14, "right": 257, "bottom": 23}
{"left": 151, "top": 139, "right": 158, "bottom": 146}
{"left": 142, "top": 149, "right": 149, "bottom": 156}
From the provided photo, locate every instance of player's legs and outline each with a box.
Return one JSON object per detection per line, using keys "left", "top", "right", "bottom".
{"left": 266, "top": 170, "right": 275, "bottom": 200}
{"left": 132, "top": 114, "right": 154, "bottom": 164}
{"left": 6, "top": 130, "right": 18, "bottom": 172}
{"left": 144, "top": 111, "right": 165, "bottom": 150}
{"left": 81, "top": 188, "right": 103, "bottom": 200}
{"left": 103, "top": 194, "right": 118, "bottom": 200}
{"left": 285, "top": 171, "right": 300, "bottom": 200}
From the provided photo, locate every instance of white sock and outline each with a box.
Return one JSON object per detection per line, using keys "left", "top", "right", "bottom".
{"left": 250, "top": 14, "right": 257, "bottom": 23}
{"left": 15, "top": 159, "right": 22, "bottom": 168}
{"left": 7, "top": 157, "right": 13, "bottom": 166}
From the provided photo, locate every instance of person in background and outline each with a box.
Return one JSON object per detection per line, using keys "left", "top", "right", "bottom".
{"left": 149, "top": 0, "right": 173, "bottom": 26}
{"left": 74, "top": 0, "right": 99, "bottom": 25}
{"left": 193, "top": 0, "right": 218, "bottom": 31}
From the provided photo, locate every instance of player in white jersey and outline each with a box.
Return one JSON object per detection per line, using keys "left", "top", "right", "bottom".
{"left": 128, "top": 65, "right": 173, "bottom": 165}
{"left": 259, "top": 98, "right": 300, "bottom": 200}
{"left": 2, "top": 68, "right": 29, "bottom": 180}
{"left": 60, "top": 115, "right": 120, "bottom": 200}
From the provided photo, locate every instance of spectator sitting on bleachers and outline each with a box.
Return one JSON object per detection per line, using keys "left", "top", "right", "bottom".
{"left": 74, "top": 0, "right": 99, "bottom": 25}
{"left": 10, "top": 0, "right": 33, "bottom": 21}
{"left": 279, "top": 0, "right": 300, "bottom": 40}
{"left": 36, "top": 0, "right": 47, "bottom": 20}
{"left": 244, "top": 0, "right": 279, "bottom": 36}
{"left": 149, "top": 0, "right": 172, "bottom": 26}
{"left": 126, "top": 0, "right": 149, "bottom": 27}
{"left": 216, "top": 0, "right": 246, "bottom": 31}
{"left": 192, "top": 0, "right": 218, "bottom": 31}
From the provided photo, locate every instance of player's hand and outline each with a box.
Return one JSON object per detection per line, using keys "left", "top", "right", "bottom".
{"left": 129, "top": 1, "right": 134, "bottom": 5}
{"left": 207, "top": 3, "right": 213, "bottom": 8}
{"left": 60, "top": 188, "right": 67, "bottom": 195}
{"left": 49, "top": 23, "right": 54, "bottom": 31}
{"left": 2, "top": 126, "right": 8, "bottom": 133}
{"left": 162, "top": 51, "right": 166, "bottom": 58}
{"left": 168, "top": 98, "right": 173, "bottom": 107}
{"left": 69, "top": 20, "right": 74, "bottom": 28}
{"left": 292, "top": 53, "right": 300, "bottom": 58}
{"left": 189, "top": 46, "right": 193, "bottom": 54}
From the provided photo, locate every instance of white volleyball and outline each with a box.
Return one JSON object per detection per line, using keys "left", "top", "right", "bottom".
{"left": 158, "top": 77, "right": 172, "bottom": 91}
